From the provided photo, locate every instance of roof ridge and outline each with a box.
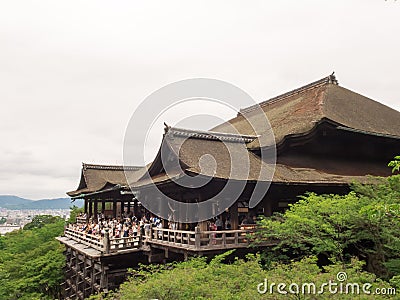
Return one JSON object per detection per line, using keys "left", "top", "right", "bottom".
{"left": 239, "top": 73, "right": 338, "bottom": 115}
{"left": 164, "top": 124, "right": 258, "bottom": 143}
{"left": 82, "top": 163, "right": 142, "bottom": 171}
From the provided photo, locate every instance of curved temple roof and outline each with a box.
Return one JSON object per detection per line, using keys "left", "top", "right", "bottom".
{"left": 130, "top": 122, "right": 384, "bottom": 189}
{"left": 67, "top": 74, "right": 400, "bottom": 195}
{"left": 67, "top": 163, "right": 142, "bottom": 197}
{"left": 212, "top": 74, "right": 400, "bottom": 149}
{"left": 129, "top": 126, "right": 274, "bottom": 188}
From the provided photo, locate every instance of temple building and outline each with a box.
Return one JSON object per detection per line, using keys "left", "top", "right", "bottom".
{"left": 58, "top": 74, "right": 400, "bottom": 299}
{"left": 73, "top": 74, "right": 400, "bottom": 224}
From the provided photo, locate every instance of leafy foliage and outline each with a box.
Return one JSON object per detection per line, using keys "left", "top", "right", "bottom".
{"left": 388, "top": 156, "right": 400, "bottom": 174}
{"left": 91, "top": 254, "right": 395, "bottom": 300}
{"left": 252, "top": 175, "right": 400, "bottom": 279}
{"left": 23, "top": 215, "right": 62, "bottom": 230}
{"left": 68, "top": 205, "right": 84, "bottom": 224}
{"left": 0, "top": 216, "right": 65, "bottom": 299}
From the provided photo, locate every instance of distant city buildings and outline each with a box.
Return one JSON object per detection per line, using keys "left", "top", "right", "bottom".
{"left": 0, "top": 208, "right": 70, "bottom": 235}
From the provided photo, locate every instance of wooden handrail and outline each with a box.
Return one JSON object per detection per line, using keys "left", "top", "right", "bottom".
{"left": 148, "top": 227, "right": 254, "bottom": 250}
{"left": 64, "top": 228, "right": 142, "bottom": 253}
{"left": 76, "top": 217, "right": 87, "bottom": 225}
{"left": 64, "top": 228, "right": 104, "bottom": 251}
{"left": 64, "top": 226, "right": 256, "bottom": 253}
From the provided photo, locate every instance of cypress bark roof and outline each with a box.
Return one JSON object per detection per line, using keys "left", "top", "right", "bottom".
{"left": 130, "top": 126, "right": 275, "bottom": 188}
{"left": 130, "top": 125, "right": 381, "bottom": 188}
{"left": 212, "top": 74, "right": 400, "bottom": 149}
{"left": 67, "top": 163, "right": 142, "bottom": 197}
{"left": 67, "top": 74, "right": 400, "bottom": 195}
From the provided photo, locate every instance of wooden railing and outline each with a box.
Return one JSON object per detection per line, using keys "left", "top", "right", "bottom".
{"left": 148, "top": 228, "right": 196, "bottom": 248}
{"left": 64, "top": 228, "right": 141, "bottom": 254}
{"left": 76, "top": 217, "right": 87, "bottom": 225}
{"left": 148, "top": 227, "right": 255, "bottom": 250}
{"left": 64, "top": 226, "right": 257, "bottom": 253}
{"left": 64, "top": 228, "right": 104, "bottom": 251}
{"left": 109, "top": 235, "right": 141, "bottom": 251}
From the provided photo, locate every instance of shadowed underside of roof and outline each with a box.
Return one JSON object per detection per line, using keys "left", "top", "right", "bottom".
{"left": 172, "top": 131, "right": 392, "bottom": 184}
{"left": 212, "top": 74, "right": 400, "bottom": 149}
{"left": 273, "top": 163, "right": 378, "bottom": 185}
{"left": 67, "top": 163, "right": 142, "bottom": 197}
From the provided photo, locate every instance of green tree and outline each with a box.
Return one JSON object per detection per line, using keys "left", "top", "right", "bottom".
{"left": 68, "top": 205, "right": 84, "bottom": 224}
{"left": 0, "top": 216, "right": 65, "bottom": 299}
{"left": 91, "top": 253, "right": 395, "bottom": 300}
{"left": 23, "top": 215, "right": 61, "bottom": 230}
{"left": 252, "top": 175, "right": 400, "bottom": 279}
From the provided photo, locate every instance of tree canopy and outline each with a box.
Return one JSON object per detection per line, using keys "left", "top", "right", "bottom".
{"left": 252, "top": 174, "right": 400, "bottom": 280}
{"left": 0, "top": 215, "right": 65, "bottom": 299}
{"left": 91, "top": 252, "right": 395, "bottom": 300}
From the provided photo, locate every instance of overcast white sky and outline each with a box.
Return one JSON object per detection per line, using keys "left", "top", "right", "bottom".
{"left": 0, "top": 0, "right": 399, "bottom": 199}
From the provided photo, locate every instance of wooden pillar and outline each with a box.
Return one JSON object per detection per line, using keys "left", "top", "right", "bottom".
{"left": 197, "top": 192, "right": 203, "bottom": 224}
{"left": 103, "top": 229, "right": 110, "bottom": 254}
{"left": 94, "top": 200, "right": 98, "bottom": 221}
{"left": 101, "top": 200, "right": 105, "bottom": 214}
{"left": 84, "top": 200, "right": 88, "bottom": 215}
{"left": 112, "top": 200, "right": 117, "bottom": 219}
{"left": 198, "top": 221, "right": 208, "bottom": 231}
{"left": 133, "top": 198, "right": 138, "bottom": 217}
{"left": 179, "top": 192, "right": 184, "bottom": 230}
{"left": 230, "top": 201, "right": 239, "bottom": 230}
{"left": 88, "top": 200, "right": 93, "bottom": 219}
{"left": 83, "top": 258, "right": 87, "bottom": 298}
{"left": 127, "top": 199, "right": 131, "bottom": 214}
{"left": 75, "top": 250, "right": 79, "bottom": 294}
{"left": 195, "top": 226, "right": 201, "bottom": 249}
{"left": 121, "top": 200, "right": 125, "bottom": 217}
{"left": 263, "top": 197, "right": 272, "bottom": 217}
{"left": 90, "top": 259, "right": 95, "bottom": 294}
{"left": 198, "top": 220, "right": 208, "bottom": 241}
{"left": 100, "top": 264, "right": 108, "bottom": 290}
{"left": 185, "top": 192, "right": 189, "bottom": 225}
{"left": 197, "top": 189, "right": 207, "bottom": 231}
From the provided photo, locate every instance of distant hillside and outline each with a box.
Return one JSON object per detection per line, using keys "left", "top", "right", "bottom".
{"left": 0, "top": 195, "right": 84, "bottom": 210}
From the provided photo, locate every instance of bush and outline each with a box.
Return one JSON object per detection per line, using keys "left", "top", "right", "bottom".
{"left": 91, "top": 253, "right": 396, "bottom": 300}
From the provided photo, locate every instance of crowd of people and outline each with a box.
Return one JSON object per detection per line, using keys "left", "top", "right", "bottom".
{"left": 68, "top": 213, "right": 165, "bottom": 239}
{"left": 68, "top": 212, "right": 256, "bottom": 240}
